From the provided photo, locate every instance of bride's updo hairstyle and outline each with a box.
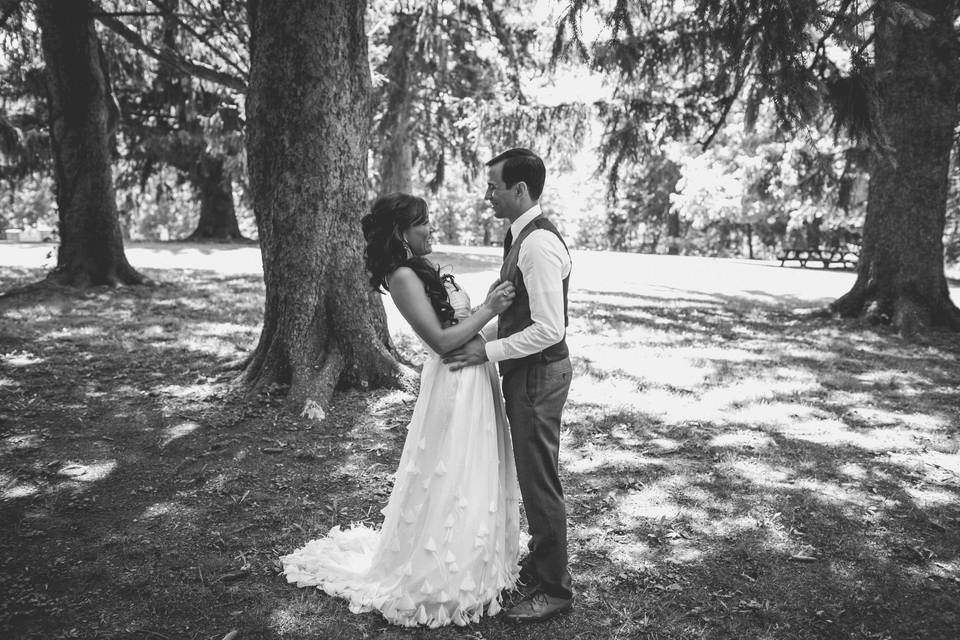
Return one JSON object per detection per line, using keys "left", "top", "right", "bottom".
{"left": 361, "top": 192, "right": 457, "bottom": 325}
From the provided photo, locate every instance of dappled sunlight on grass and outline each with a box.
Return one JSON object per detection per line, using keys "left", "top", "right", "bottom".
{"left": 792, "top": 478, "right": 880, "bottom": 512}
{"left": 138, "top": 500, "right": 198, "bottom": 521}
{"left": 614, "top": 484, "right": 699, "bottom": 522}
{"left": 1, "top": 350, "right": 45, "bottom": 366}
{"left": 1, "top": 468, "right": 39, "bottom": 499}
{"left": 567, "top": 374, "right": 642, "bottom": 407}
{"left": 57, "top": 460, "right": 117, "bottom": 482}
{"left": 903, "top": 485, "right": 956, "bottom": 508}
{"left": 699, "top": 373, "right": 822, "bottom": 407}
{"left": 847, "top": 406, "right": 951, "bottom": 431}
{"left": 774, "top": 418, "right": 921, "bottom": 450}
{"left": 563, "top": 445, "right": 669, "bottom": 475}
{"left": 580, "top": 345, "right": 721, "bottom": 386}
{"left": 709, "top": 429, "right": 777, "bottom": 449}
{"left": 1, "top": 433, "right": 43, "bottom": 452}
{"left": 155, "top": 381, "right": 224, "bottom": 399}
{"left": 159, "top": 421, "right": 202, "bottom": 447}
{"left": 724, "top": 459, "right": 794, "bottom": 488}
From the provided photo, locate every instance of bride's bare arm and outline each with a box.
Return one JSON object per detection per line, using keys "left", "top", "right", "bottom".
{"left": 387, "top": 267, "right": 514, "bottom": 354}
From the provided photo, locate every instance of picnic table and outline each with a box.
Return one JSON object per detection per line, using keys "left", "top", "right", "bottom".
{"left": 777, "top": 246, "right": 859, "bottom": 269}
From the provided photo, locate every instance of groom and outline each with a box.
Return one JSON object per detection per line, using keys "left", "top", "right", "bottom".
{"left": 444, "top": 147, "right": 574, "bottom": 622}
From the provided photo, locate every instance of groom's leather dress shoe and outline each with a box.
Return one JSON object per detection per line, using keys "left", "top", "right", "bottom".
{"left": 504, "top": 590, "right": 573, "bottom": 623}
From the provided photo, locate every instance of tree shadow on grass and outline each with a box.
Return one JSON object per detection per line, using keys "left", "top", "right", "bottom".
{"left": 559, "top": 397, "right": 959, "bottom": 639}
{"left": 557, "top": 281, "right": 960, "bottom": 638}
{"left": 0, "top": 267, "right": 404, "bottom": 639}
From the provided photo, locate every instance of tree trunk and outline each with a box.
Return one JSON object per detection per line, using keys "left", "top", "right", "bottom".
{"left": 184, "top": 154, "right": 246, "bottom": 241}
{"left": 805, "top": 217, "right": 822, "bottom": 250}
{"left": 157, "top": 0, "right": 244, "bottom": 243}
{"left": 36, "top": 0, "right": 146, "bottom": 287}
{"left": 376, "top": 11, "right": 420, "bottom": 194}
{"left": 666, "top": 210, "right": 680, "bottom": 254}
{"left": 244, "top": 0, "right": 410, "bottom": 416}
{"left": 831, "top": 0, "right": 960, "bottom": 333}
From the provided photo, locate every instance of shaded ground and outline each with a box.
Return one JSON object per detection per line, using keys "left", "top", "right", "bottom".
{"left": 1, "top": 245, "right": 959, "bottom": 640}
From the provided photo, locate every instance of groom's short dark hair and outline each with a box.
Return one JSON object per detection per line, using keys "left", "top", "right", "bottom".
{"left": 487, "top": 148, "right": 546, "bottom": 200}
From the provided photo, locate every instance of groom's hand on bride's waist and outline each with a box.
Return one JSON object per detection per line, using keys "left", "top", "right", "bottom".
{"left": 442, "top": 336, "right": 488, "bottom": 371}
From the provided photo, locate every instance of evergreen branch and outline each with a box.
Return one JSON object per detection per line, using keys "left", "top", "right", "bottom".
{"left": 807, "top": 0, "right": 856, "bottom": 72}
{"left": 0, "top": 0, "right": 23, "bottom": 29}
{"left": 853, "top": 32, "right": 876, "bottom": 60}
{"left": 699, "top": 30, "right": 755, "bottom": 150}
{"left": 145, "top": 0, "right": 248, "bottom": 78}
{"left": 481, "top": 0, "right": 526, "bottom": 103}
{"left": 92, "top": 2, "right": 246, "bottom": 92}
{"left": 551, "top": 2, "right": 589, "bottom": 65}
{"left": 211, "top": 0, "right": 247, "bottom": 46}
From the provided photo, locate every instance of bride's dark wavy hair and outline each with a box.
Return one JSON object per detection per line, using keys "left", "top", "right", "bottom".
{"left": 361, "top": 192, "right": 458, "bottom": 325}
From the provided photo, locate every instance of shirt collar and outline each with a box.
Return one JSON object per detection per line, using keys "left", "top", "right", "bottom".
{"left": 510, "top": 203, "right": 543, "bottom": 238}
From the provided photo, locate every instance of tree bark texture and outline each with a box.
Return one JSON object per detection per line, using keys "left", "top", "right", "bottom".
{"left": 37, "top": 0, "right": 146, "bottom": 287}
{"left": 244, "top": 0, "right": 407, "bottom": 413}
{"left": 376, "top": 11, "right": 420, "bottom": 194}
{"left": 831, "top": 0, "right": 960, "bottom": 332}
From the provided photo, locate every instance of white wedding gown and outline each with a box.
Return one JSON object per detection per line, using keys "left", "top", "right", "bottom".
{"left": 281, "top": 282, "right": 522, "bottom": 627}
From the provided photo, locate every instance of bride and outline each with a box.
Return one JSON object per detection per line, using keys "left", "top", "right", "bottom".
{"left": 281, "top": 192, "right": 522, "bottom": 628}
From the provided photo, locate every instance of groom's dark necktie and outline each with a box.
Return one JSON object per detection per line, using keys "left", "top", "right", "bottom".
{"left": 502, "top": 229, "right": 513, "bottom": 258}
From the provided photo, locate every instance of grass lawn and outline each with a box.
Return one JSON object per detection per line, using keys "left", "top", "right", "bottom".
{"left": 1, "top": 242, "right": 959, "bottom": 640}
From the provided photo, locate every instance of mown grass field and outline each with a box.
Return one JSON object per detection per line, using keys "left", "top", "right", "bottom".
{"left": 1, "top": 242, "right": 959, "bottom": 640}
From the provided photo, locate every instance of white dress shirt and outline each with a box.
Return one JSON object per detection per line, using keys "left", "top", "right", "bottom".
{"left": 484, "top": 204, "right": 572, "bottom": 363}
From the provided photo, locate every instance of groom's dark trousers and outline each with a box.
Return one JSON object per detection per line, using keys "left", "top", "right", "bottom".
{"left": 502, "top": 358, "right": 573, "bottom": 600}
{"left": 497, "top": 215, "right": 573, "bottom": 601}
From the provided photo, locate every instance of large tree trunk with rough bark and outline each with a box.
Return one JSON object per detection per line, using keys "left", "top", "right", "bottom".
{"left": 36, "top": 0, "right": 146, "bottom": 287}
{"left": 831, "top": 0, "right": 960, "bottom": 333}
{"left": 376, "top": 10, "right": 420, "bottom": 194}
{"left": 185, "top": 154, "right": 246, "bottom": 242}
{"left": 243, "top": 0, "right": 409, "bottom": 416}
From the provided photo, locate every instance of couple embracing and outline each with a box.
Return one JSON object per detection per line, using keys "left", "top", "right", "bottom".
{"left": 281, "top": 148, "right": 574, "bottom": 627}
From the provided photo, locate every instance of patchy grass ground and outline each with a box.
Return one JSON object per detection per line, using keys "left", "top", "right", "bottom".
{"left": 1, "top": 243, "right": 959, "bottom": 640}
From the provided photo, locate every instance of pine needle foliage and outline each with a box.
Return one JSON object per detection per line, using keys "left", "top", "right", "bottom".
{"left": 554, "top": 0, "right": 885, "bottom": 171}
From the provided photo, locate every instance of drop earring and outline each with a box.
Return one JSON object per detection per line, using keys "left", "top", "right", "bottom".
{"left": 402, "top": 236, "right": 413, "bottom": 259}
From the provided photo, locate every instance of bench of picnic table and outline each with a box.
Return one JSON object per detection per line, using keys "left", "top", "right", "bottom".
{"left": 777, "top": 248, "right": 859, "bottom": 269}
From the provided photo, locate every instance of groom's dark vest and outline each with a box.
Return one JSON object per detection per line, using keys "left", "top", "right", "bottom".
{"left": 497, "top": 216, "right": 570, "bottom": 377}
